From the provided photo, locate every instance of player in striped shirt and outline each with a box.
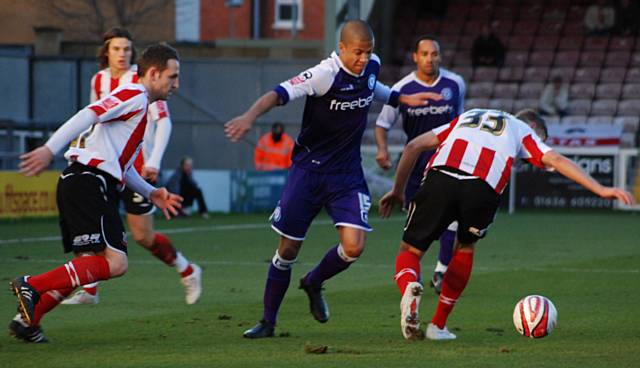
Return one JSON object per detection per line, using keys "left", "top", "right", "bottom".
{"left": 10, "top": 44, "right": 183, "bottom": 343}
{"left": 375, "top": 35, "right": 466, "bottom": 295}
{"left": 61, "top": 28, "right": 202, "bottom": 306}
{"left": 379, "top": 109, "right": 634, "bottom": 341}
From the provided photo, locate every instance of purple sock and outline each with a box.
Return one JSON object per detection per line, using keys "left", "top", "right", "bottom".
{"left": 306, "top": 245, "right": 355, "bottom": 287}
{"left": 262, "top": 263, "right": 291, "bottom": 324}
{"left": 438, "top": 229, "right": 456, "bottom": 265}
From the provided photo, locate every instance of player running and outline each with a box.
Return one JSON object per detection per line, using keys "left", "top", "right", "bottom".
{"left": 9, "top": 44, "right": 183, "bottom": 343}
{"left": 225, "top": 20, "right": 442, "bottom": 338}
{"left": 375, "top": 35, "right": 465, "bottom": 295}
{"left": 61, "top": 28, "right": 202, "bottom": 306}
{"left": 379, "top": 109, "right": 635, "bottom": 340}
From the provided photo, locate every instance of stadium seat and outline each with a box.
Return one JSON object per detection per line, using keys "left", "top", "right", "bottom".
{"left": 470, "top": 4, "right": 494, "bottom": 20}
{"left": 566, "top": 5, "right": 586, "bottom": 21}
{"left": 454, "top": 66, "right": 473, "bottom": 83}
{"left": 558, "top": 36, "right": 583, "bottom": 51}
{"left": 507, "top": 35, "right": 534, "bottom": 51}
{"left": 473, "top": 67, "right": 499, "bottom": 82}
{"left": 513, "top": 21, "right": 540, "bottom": 35}
{"left": 625, "top": 68, "right": 640, "bottom": 82}
{"left": 498, "top": 66, "right": 525, "bottom": 82}
{"left": 605, "top": 52, "right": 631, "bottom": 67}
{"left": 595, "top": 83, "right": 623, "bottom": 99}
{"left": 524, "top": 66, "right": 550, "bottom": 82}
{"left": 609, "top": 37, "right": 635, "bottom": 51}
{"left": 630, "top": 52, "right": 640, "bottom": 67}
{"left": 458, "top": 36, "right": 474, "bottom": 51}
{"left": 613, "top": 116, "right": 640, "bottom": 133}
{"left": 600, "top": 67, "right": 627, "bottom": 82}
{"left": 590, "top": 99, "right": 618, "bottom": 115}
{"left": 543, "top": 115, "right": 561, "bottom": 125}
{"left": 537, "top": 21, "right": 564, "bottom": 36}
{"left": 570, "top": 83, "right": 596, "bottom": 99}
{"left": 440, "top": 35, "right": 460, "bottom": 51}
{"left": 562, "top": 21, "right": 585, "bottom": 36}
{"left": 568, "top": 99, "right": 592, "bottom": 115}
{"left": 468, "top": 82, "right": 494, "bottom": 98}
{"left": 579, "top": 51, "right": 606, "bottom": 67}
{"left": 561, "top": 115, "right": 588, "bottom": 125}
{"left": 587, "top": 116, "right": 613, "bottom": 125}
{"left": 491, "top": 19, "right": 514, "bottom": 38}
{"left": 517, "top": 4, "right": 543, "bottom": 20}
{"left": 513, "top": 98, "right": 539, "bottom": 112}
{"left": 452, "top": 50, "right": 472, "bottom": 67}
{"left": 441, "top": 49, "right": 456, "bottom": 68}
{"left": 617, "top": 99, "right": 640, "bottom": 115}
{"left": 505, "top": 51, "right": 529, "bottom": 67}
{"left": 518, "top": 82, "right": 545, "bottom": 99}
{"left": 529, "top": 51, "right": 555, "bottom": 67}
{"left": 572, "top": 67, "right": 601, "bottom": 82}
{"left": 554, "top": 51, "right": 580, "bottom": 67}
{"left": 549, "top": 67, "right": 576, "bottom": 82}
{"left": 492, "top": 83, "right": 519, "bottom": 98}
{"left": 465, "top": 98, "right": 490, "bottom": 110}
{"left": 532, "top": 36, "right": 559, "bottom": 51}
{"left": 493, "top": 7, "right": 516, "bottom": 20}
{"left": 542, "top": 5, "right": 568, "bottom": 20}
{"left": 489, "top": 98, "right": 515, "bottom": 112}
{"left": 464, "top": 21, "right": 485, "bottom": 36}
{"left": 622, "top": 83, "right": 640, "bottom": 99}
{"left": 583, "top": 36, "right": 610, "bottom": 51}
{"left": 416, "top": 19, "right": 441, "bottom": 34}
{"left": 440, "top": 21, "right": 464, "bottom": 36}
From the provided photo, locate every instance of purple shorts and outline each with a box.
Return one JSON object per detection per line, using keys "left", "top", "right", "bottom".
{"left": 271, "top": 165, "right": 372, "bottom": 240}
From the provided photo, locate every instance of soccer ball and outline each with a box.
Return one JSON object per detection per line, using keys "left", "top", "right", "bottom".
{"left": 513, "top": 295, "right": 557, "bottom": 338}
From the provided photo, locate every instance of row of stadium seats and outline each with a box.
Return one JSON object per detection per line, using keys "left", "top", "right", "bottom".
{"left": 432, "top": 35, "right": 637, "bottom": 53}
{"left": 465, "top": 96, "right": 640, "bottom": 117}
{"left": 466, "top": 82, "right": 640, "bottom": 100}
{"left": 457, "top": 66, "right": 640, "bottom": 84}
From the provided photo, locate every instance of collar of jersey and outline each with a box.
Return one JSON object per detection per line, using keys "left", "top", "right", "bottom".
{"left": 331, "top": 52, "right": 367, "bottom": 78}
{"left": 411, "top": 71, "right": 442, "bottom": 88}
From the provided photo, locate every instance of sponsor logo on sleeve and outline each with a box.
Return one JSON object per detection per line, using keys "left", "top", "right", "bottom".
{"left": 289, "top": 70, "right": 313, "bottom": 85}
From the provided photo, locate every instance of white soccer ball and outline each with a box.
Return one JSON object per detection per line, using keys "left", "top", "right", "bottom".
{"left": 513, "top": 295, "right": 557, "bottom": 338}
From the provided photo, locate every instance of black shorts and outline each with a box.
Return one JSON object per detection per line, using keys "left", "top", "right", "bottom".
{"left": 119, "top": 185, "right": 155, "bottom": 215}
{"left": 57, "top": 163, "right": 127, "bottom": 254}
{"left": 402, "top": 168, "right": 500, "bottom": 252}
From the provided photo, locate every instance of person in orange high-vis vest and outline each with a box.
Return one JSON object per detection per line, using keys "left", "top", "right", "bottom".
{"left": 254, "top": 122, "right": 294, "bottom": 170}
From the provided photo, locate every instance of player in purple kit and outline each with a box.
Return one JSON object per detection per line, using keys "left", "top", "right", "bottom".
{"left": 225, "top": 20, "right": 441, "bottom": 338}
{"left": 375, "top": 35, "right": 465, "bottom": 295}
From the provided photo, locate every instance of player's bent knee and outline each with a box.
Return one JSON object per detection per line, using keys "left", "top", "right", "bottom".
{"left": 340, "top": 241, "right": 365, "bottom": 259}
{"left": 104, "top": 251, "right": 129, "bottom": 277}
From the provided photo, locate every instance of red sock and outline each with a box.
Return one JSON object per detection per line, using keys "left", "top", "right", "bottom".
{"left": 394, "top": 250, "right": 421, "bottom": 295}
{"left": 180, "top": 264, "right": 194, "bottom": 278}
{"left": 83, "top": 284, "right": 98, "bottom": 295}
{"left": 150, "top": 233, "right": 177, "bottom": 266}
{"left": 33, "top": 288, "right": 74, "bottom": 325}
{"left": 28, "top": 256, "right": 110, "bottom": 293}
{"left": 431, "top": 250, "right": 474, "bottom": 329}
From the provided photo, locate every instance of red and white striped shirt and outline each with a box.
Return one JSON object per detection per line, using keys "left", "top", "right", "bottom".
{"left": 90, "top": 65, "right": 171, "bottom": 172}
{"left": 63, "top": 83, "right": 149, "bottom": 182}
{"left": 426, "top": 109, "right": 552, "bottom": 193}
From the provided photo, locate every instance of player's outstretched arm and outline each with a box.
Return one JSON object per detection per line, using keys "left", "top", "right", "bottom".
{"left": 399, "top": 92, "right": 443, "bottom": 107}
{"left": 374, "top": 126, "right": 392, "bottom": 170}
{"left": 19, "top": 146, "right": 54, "bottom": 177}
{"left": 150, "top": 188, "right": 183, "bottom": 219}
{"left": 224, "top": 91, "right": 280, "bottom": 142}
{"left": 541, "top": 150, "right": 635, "bottom": 205}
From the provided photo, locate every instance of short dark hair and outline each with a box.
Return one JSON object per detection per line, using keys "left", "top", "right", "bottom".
{"left": 137, "top": 43, "right": 180, "bottom": 78}
{"left": 515, "top": 109, "right": 548, "bottom": 140}
{"left": 413, "top": 34, "right": 440, "bottom": 52}
{"left": 97, "top": 27, "right": 136, "bottom": 69}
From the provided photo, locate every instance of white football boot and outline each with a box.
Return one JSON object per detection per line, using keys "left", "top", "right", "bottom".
{"left": 400, "top": 282, "right": 425, "bottom": 340}
{"left": 426, "top": 322, "right": 457, "bottom": 340}
{"left": 60, "top": 290, "right": 99, "bottom": 305}
{"left": 181, "top": 264, "right": 202, "bottom": 305}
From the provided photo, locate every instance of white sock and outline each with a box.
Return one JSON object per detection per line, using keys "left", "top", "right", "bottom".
{"left": 434, "top": 261, "right": 448, "bottom": 274}
{"left": 175, "top": 252, "right": 189, "bottom": 274}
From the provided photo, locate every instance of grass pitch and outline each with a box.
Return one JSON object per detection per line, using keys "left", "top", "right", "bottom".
{"left": 1, "top": 210, "right": 639, "bottom": 367}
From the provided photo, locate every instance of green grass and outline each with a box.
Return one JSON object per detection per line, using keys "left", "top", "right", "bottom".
{"left": 1, "top": 211, "right": 639, "bottom": 367}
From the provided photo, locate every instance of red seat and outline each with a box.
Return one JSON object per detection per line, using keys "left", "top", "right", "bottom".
{"left": 465, "top": 98, "right": 489, "bottom": 110}
{"left": 517, "top": 4, "right": 543, "bottom": 20}
{"left": 617, "top": 99, "right": 640, "bottom": 115}
{"left": 518, "top": 82, "right": 545, "bottom": 99}
{"left": 440, "top": 21, "right": 464, "bottom": 36}
{"left": 492, "top": 83, "right": 519, "bottom": 98}
{"left": 489, "top": 98, "right": 515, "bottom": 112}
{"left": 529, "top": 51, "right": 555, "bottom": 67}
{"left": 609, "top": 37, "right": 635, "bottom": 51}
{"left": 505, "top": 51, "right": 529, "bottom": 67}
{"left": 470, "top": 4, "right": 494, "bottom": 20}
{"left": 454, "top": 66, "right": 473, "bottom": 83}
{"left": 537, "top": 21, "right": 564, "bottom": 36}
{"left": 626, "top": 68, "right": 640, "bottom": 82}
{"left": 524, "top": 66, "right": 550, "bottom": 81}
{"left": 562, "top": 21, "right": 584, "bottom": 36}
{"left": 579, "top": 51, "right": 606, "bottom": 67}
{"left": 572, "top": 67, "right": 601, "bottom": 82}
{"left": 587, "top": 116, "right": 613, "bottom": 125}
{"left": 549, "top": 67, "right": 576, "bottom": 82}
{"left": 446, "top": 3, "right": 470, "bottom": 18}
{"left": 605, "top": 52, "right": 631, "bottom": 67}
{"left": 498, "top": 66, "right": 525, "bottom": 82}
{"left": 416, "top": 19, "right": 441, "bottom": 34}
{"left": 493, "top": 7, "right": 516, "bottom": 20}
{"left": 463, "top": 20, "right": 485, "bottom": 36}
{"left": 491, "top": 19, "right": 514, "bottom": 38}
{"left": 595, "top": 83, "right": 623, "bottom": 99}
{"left": 439, "top": 35, "right": 460, "bottom": 51}
{"left": 554, "top": 51, "right": 580, "bottom": 67}
{"left": 513, "top": 98, "right": 539, "bottom": 112}
{"left": 513, "top": 21, "right": 539, "bottom": 35}
{"left": 473, "top": 67, "right": 499, "bottom": 82}
{"left": 590, "top": 99, "right": 618, "bottom": 115}
{"left": 568, "top": 99, "right": 592, "bottom": 115}
{"left": 468, "top": 82, "right": 494, "bottom": 98}
{"left": 570, "top": 83, "right": 596, "bottom": 99}
{"left": 532, "top": 36, "right": 559, "bottom": 51}
{"left": 507, "top": 35, "right": 534, "bottom": 51}
{"left": 622, "top": 83, "right": 640, "bottom": 98}
{"left": 630, "top": 52, "right": 640, "bottom": 67}
{"left": 558, "top": 36, "right": 583, "bottom": 51}
{"left": 583, "top": 36, "right": 610, "bottom": 51}
{"left": 566, "top": 5, "right": 586, "bottom": 21}
{"left": 600, "top": 67, "right": 627, "bottom": 82}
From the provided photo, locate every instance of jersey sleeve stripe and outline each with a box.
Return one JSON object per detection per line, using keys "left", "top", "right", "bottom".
{"left": 89, "top": 105, "right": 107, "bottom": 116}
{"left": 445, "top": 139, "right": 468, "bottom": 169}
{"left": 102, "top": 109, "right": 143, "bottom": 124}
{"left": 495, "top": 157, "right": 514, "bottom": 194}
{"left": 274, "top": 85, "right": 290, "bottom": 105}
{"left": 435, "top": 117, "right": 459, "bottom": 142}
{"left": 118, "top": 112, "right": 148, "bottom": 171}
{"left": 472, "top": 147, "right": 496, "bottom": 180}
{"left": 522, "top": 134, "right": 545, "bottom": 168}
{"left": 113, "top": 88, "right": 143, "bottom": 103}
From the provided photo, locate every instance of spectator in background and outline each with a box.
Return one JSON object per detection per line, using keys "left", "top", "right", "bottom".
{"left": 584, "top": 0, "right": 616, "bottom": 35}
{"left": 471, "top": 24, "right": 505, "bottom": 68}
{"left": 254, "top": 122, "right": 294, "bottom": 171}
{"left": 167, "top": 156, "right": 209, "bottom": 218}
{"left": 615, "top": 0, "right": 640, "bottom": 36}
{"left": 539, "top": 76, "right": 569, "bottom": 117}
